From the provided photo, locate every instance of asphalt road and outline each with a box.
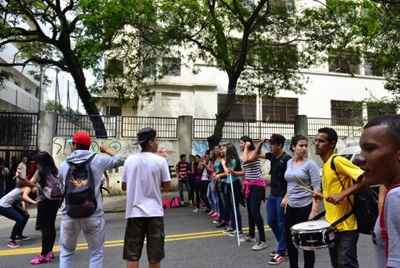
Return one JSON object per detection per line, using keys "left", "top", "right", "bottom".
{"left": 0, "top": 206, "right": 378, "bottom": 268}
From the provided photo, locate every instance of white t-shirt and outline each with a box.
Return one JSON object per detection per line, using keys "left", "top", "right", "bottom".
{"left": 122, "top": 152, "right": 171, "bottom": 218}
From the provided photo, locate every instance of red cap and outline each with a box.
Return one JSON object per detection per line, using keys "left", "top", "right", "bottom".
{"left": 72, "top": 131, "right": 91, "bottom": 146}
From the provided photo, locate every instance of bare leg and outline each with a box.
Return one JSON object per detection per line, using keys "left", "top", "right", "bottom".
{"left": 127, "top": 261, "right": 139, "bottom": 268}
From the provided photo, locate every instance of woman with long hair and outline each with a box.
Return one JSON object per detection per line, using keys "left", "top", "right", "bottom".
{"left": 283, "top": 135, "right": 321, "bottom": 268}
{"left": 30, "top": 151, "right": 63, "bottom": 265}
{"left": 220, "top": 143, "right": 243, "bottom": 236}
{"left": 239, "top": 136, "right": 268, "bottom": 251}
{"left": 207, "top": 148, "right": 220, "bottom": 221}
{"left": 213, "top": 145, "right": 228, "bottom": 227}
{"left": 191, "top": 155, "right": 203, "bottom": 213}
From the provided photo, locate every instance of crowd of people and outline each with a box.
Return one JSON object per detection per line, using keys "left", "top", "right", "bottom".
{"left": 0, "top": 114, "right": 399, "bottom": 268}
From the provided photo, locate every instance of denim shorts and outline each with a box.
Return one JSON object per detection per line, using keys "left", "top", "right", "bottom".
{"left": 123, "top": 217, "right": 165, "bottom": 262}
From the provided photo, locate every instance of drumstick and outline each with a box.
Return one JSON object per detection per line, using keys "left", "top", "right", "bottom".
{"left": 296, "top": 184, "right": 324, "bottom": 198}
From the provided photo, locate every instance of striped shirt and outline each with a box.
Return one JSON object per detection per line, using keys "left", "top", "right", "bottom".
{"left": 176, "top": 161, "right": 190, "bottom": 180}
{"left": 242, "top": 160, "right": 262, "bottom": 179}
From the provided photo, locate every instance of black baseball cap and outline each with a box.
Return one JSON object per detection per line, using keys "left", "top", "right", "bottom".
{"left": 135, "top": 127, "right": 157, "bottom": 145}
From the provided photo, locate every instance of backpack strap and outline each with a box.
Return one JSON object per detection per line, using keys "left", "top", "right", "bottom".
{"left": 329, "top": 155, "right": 355, "bottom": 227}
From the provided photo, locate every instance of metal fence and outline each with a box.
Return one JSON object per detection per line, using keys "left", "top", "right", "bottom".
{"left": 121, "top": 116, "right": 177, "bottom": 138}
{"left": 56, "top": 114, "right": 178, "bottom": 139}
{"left": 0, "top": 112, "right": 38, "bottom": 150}
{"left": 308, "top": 117, "right": 363, "bottom": 138}
{"left": 193, "top": 118, "right": 294, "bottom": 140}
{"left": 56, "top": 114, "right": 119, "bottom": 137}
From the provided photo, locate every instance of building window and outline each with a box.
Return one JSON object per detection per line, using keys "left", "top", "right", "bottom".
{"left": 161, "top": 57, "right": 181, "bottom": 76}
{"left": 143, "top": 57, "right": 157, "bottom": 78}
{"left": 364, "top": 54, "right": 384, "bottom": 77}
{"left": 331, "top": 100, "right": 363, "bottom": 125}
{"left": 367, "top": 102, "right": 397, "bottom": 119}
{"left": 104, "top": 106, "right": 121, "bottom": 116}
{"left": 262, "top": 97, "right": 298, "bottom": 123}
{"left": 271, "top": 0, "right": 295, "bottom": 14}
{"left": 105, "top": 58, "right": 123, "bottom": 77}
{"left": 328, "top": 49, "right": 360, "bottom": 74}
{"left": 218, "top": 94, "right": 256, "bottom": 121}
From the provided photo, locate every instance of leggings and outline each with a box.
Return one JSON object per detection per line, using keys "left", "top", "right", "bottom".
{"left": 37, "top": 199, "right": 61, "bottom": 255}
{"left": 246, "top": 186, "right": 266, "bottom": 242}
{"left": 286, "top": 204, "right": 315, "bottom": 268}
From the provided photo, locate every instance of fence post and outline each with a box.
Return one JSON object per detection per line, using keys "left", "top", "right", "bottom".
{"left": 38, "top": 111, "right": 57, "bottom": 153}
{"left": 177, "top": 115, "right": 193, "bottom": 159}
{"left": 294, "top": 115, "right": 308, "bottom": 136}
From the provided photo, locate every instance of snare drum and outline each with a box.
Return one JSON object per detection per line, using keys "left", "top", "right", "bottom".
{"left": 290, "top": 220, "right": 335, "bottom": 250}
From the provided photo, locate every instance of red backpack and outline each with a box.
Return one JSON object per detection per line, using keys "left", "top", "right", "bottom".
{"left": 170, "top": 196, "right": 181, "bottom": 208}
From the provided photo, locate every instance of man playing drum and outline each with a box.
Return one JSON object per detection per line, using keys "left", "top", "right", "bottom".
{"left": 315, "top": 128, "right": 365, "bottom": 268}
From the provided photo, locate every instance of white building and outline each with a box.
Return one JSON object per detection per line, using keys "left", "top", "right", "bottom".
{"left": 0, "top": 44, "right": 41, "bottom": 113}
{"left": 96, "top": 0, "right": 394, "bottom": 129}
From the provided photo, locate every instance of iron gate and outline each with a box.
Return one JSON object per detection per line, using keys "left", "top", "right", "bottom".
{"left": 0, "top": 112, "right": 39, "bottom": 167}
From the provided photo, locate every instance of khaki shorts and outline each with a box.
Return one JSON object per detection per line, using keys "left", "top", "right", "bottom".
{"left": 123, "top": 217, "right": 165, "bottom": 263}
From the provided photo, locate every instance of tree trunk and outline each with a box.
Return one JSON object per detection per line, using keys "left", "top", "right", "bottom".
{"left": 208, "top": 79, "right": 237, "bottom": 148}
{"left": 64, "top": 54, "right": 108, "bottom": 138}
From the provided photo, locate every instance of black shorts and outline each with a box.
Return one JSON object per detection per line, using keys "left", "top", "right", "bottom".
{"left": 123, "top": 217, "right": 165, "bottom": 263}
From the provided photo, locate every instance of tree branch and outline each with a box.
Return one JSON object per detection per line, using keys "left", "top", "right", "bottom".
{"left": 15, "top": 0, "right": 56, "bottom": 45}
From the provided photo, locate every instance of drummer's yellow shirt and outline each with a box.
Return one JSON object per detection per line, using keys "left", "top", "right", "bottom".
{"left": 322, "top": 154, "right": 364, "bottom": 232}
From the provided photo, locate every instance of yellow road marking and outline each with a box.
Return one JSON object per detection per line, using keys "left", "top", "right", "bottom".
{"left": 0, "top": 227, "right": 270, "bottom": 257}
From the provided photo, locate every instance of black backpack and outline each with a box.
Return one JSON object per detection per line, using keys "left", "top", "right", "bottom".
{"left": 331, "top": 155, "right": 378, "bottom": 235}
{"left": 65, "top": 154, "right": 97, "bottom": 218}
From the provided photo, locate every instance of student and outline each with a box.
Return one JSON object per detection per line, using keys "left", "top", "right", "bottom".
{"left": 122, "top": 128, "right": 171, "bottom": 268}
{"left": 175, "top": 154, "right": 191, "bottom": 206}
{"left": 239, "top": 136, "right": 267, "bottom": 251}
{"left": 220, "top": 143, "right": 243, "bottom": 236}
{"left": 356, "top": 115, "right": 400, "bottom": 268}
{"left": 263, "top": 134, "right": 291, "bottom": 265}
{"left": 315, "top": 127, "right": 364, "bottom": 268}
{"left": 30, "top": 151, "right": 63, "bottom": 265}
{"left": 58, "top": 131, "right": 124, "bottom": 268}
{"left": 191, "top": 155, "right": 203, "bottom": 213}
{"left": 199, "top": 152, "right": 211, "bottom": 213}
{"left": 0, "top": 183, "right": 36, "bottom": 248}
{"left": 284, "top": 135, "right": 321, "bottom": 268}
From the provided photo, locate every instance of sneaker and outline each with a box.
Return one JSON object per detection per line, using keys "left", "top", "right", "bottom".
{"left": 268, "top": 255, "right": 285, "bottom": 265}
{"left": 212, "top": 220, "right": 219, "bottom": 224}
{"left": 269, "top": 251, "right": 277, "bottom": 257}
{"left": 251, "top": 241, "right": 268, "bottom": 251}
{"left": 15, "top": 235, "right": 30, "bottom": 241}
{"left": 45, "top": 252, "right": 55, "bottom": 260}
{"left": 208, "top": 210, "right": 215, "bottom": 216}
{"left": 226, "top": 230, "right": 243, "bottom": 237}
{"left": 193, "top": 208, "right": 199, "bottom": 213}
{"left": 223, "top": 228, "right": 234, "bottom": 234}
{"left": 240, "top": 234, "right": 256, "bottom": 243}
{"left": 7, "top": 240, "right": 19, "bottom": 248}
{"left": 30, "top": 255, "right": 48, "bottom": 265}
{"left": 216, "top": 222, "right": 226, "bottom": 228}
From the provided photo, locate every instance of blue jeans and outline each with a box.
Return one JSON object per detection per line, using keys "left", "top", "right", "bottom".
{"left": 60, "top": 215, "right": 106, "bottom": 268}
{"left": 267, "top": 195, "right": 287, "bottom": 255}
{"left": 207, "top": 181, "right": 219, "bottom": 212}
{"left": 0, "top": 205, "right": 29, "bottom": 240}
{"left": 329, "top": 231, "right": 359, "bottom": 268}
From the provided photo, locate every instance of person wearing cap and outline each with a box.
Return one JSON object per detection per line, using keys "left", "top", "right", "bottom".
{"left": 121, "top": 127, "right": 171, "bottom": 268}
{"left": 58, "top": 131, "right": 124, "bottom": 268}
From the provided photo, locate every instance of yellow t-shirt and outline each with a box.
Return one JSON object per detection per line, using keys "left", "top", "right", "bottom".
{"left": 322, "top": 154, "right": 364, "bottom": 232}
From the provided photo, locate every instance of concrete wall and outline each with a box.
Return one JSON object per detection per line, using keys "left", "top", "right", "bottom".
{"left": 52, "top": 137, "right": 179, "bottom": 193}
